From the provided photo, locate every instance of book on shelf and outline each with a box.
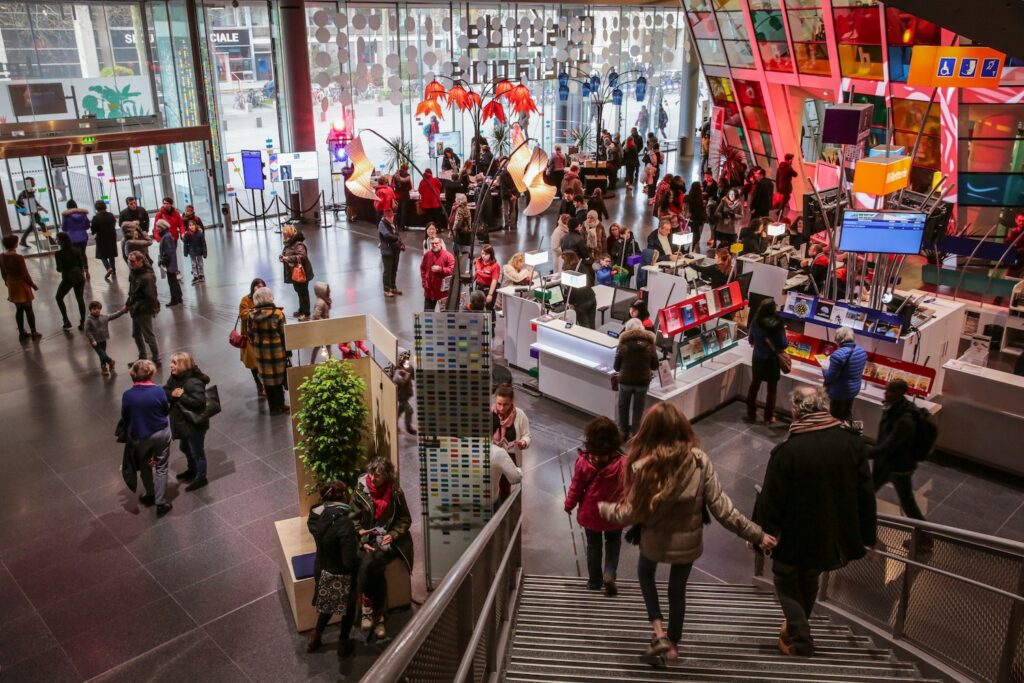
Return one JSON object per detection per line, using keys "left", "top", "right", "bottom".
{"left": 687, "top": 336, "right": 706, "bottom": 362}
{"left": 784, "top": 292, "right": 815, "bottom": 319}
{"left": 813, "top": 300, "right": 835, "bottom": 324}
{"left": 701, "top": 330, "right": 720, "bottom": 355}
{"left": 695, "top": 298, "right": 710, "bottom": 320}
{"left": 664, "top": 306, "right": 682, "bottom": 331}
{"left": 680, "top": 304, "right": 696, "bottom": 326}
{"left": 715, "top": 325, "right": 732, "bottom": 348}
{"left": 717, "top": 286, "right": 734, "bottom": 310}
{"left": 842, "top": 307, "right": 867, "bottom": 330}
{"left": 704, "top": 291, "right": 719, "bottom": 317}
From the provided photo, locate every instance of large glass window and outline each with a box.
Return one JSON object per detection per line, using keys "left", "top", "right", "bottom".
{"left": 833, "top": 6, "right": 883, "bottom": 80}
{"left": 786, "top": 7, "right": 830, "bottom": 76}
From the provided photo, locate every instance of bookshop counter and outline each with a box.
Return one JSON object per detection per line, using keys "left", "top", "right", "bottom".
{"left": 531, "top": 318, "right": 619, "bottom": 417}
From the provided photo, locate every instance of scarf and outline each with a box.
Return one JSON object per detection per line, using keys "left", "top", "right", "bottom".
{"left": 365, "top": 476, "right": 391, "bottom": 521}
{"left": 493, "top": 405, "right": 516, "bottom": 444}
{"left": 789, "top": 411, "right": 841, "bottom": 436}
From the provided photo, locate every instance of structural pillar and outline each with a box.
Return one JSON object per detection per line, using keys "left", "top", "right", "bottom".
{"left": 280, "top": 0, "right": 320, "bottom": 223}
{"left": 678, "top": 37, "right": 700, "bottom": 158}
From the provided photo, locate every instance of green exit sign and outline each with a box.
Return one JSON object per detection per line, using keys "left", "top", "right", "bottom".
{"left": 81, "top": 136, "right": 96, "bottom": 144}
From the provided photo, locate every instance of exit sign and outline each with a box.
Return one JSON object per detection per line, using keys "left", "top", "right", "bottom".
{"left": 81, "top": 136, "right": 96, "bottom": 144}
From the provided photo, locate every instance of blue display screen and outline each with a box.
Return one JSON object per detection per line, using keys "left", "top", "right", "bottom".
{"left": 838, "top": 210, "right": 926, "bottom": 255}
{"left": 241, "top": 150, "right": 264, "bottom": 191}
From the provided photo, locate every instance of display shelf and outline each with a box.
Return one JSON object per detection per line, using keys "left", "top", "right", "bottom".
{"left": 780, "top": 291, "right": 905, "bottom": 343}
{"left": 530, "top": 343, "right": 614, "bottom": 373}
{"left": 658, "top": 281, "right": 746, "bottom": 336}
{"left": 679, "top": 339, "right": 739, "bottom": 369}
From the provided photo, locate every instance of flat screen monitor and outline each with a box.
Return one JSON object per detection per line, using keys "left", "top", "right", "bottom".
{"left": 277, "top": 151, "right": 319, "bottom": 181}
{"left": 838, "top": 210, "right": 927, "bottom": 255}
{"left": 241, "top": 150, "right": 264, "bottom": 190}
{"left": 610, "top": 287, "right": 639, "bottom": 323}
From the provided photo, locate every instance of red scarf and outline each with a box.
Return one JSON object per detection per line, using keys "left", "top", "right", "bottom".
{"left": 365, "top": 476, "right": 391, "bottom": 521}
{"left": 493, "top": 404, "right": 515, "bottom": 444}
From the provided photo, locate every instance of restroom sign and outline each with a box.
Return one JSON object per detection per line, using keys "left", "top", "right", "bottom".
{"left": 908, "top": 46, "right": 1005, "bottom": 87}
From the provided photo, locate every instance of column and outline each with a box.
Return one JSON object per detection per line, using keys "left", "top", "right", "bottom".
{"left": 678, "top": 38, "right": 700, "bottom": 157}
{"left": 280, "top": 0, "right": 320, "bottom": 222}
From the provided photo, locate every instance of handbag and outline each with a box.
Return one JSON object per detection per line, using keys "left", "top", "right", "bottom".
{"left": 290, "top": 263, "right": 308, "bottom": 284}
{"left": 179, "top": 385, "right": 222, "bottom": 425}
{"left": 314, "top": 569, "right": 352, "bottom": 615}
{"left": 229, "top": 316, "right": 247, "bottom": 349}
{"left": 764, "top": 335, "right": 792, "bottom": 374}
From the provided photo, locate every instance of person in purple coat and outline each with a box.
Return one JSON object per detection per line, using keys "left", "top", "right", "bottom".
{"left": 61, "top": 200, "right": 92, "bottom": 280}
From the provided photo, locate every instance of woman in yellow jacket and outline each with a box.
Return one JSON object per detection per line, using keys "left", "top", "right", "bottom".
{"left": 238, "top": 277, "right": 266, "bottom": 398}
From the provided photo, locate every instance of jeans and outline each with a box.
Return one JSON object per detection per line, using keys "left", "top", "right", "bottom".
{"left": 55, "top": 278, "right": 86, "bottom": 325}
{"left": 747, "top": 378, "right": 778, "bottom": 422}
{"left": 135, "top": 427, "right": 171, "bottom": 505}
{"left": 397, "top": 398, "right": 414, "bottom": 431}
{"left": 167, "top": 271, "right": 183, "bottom": 304}
{"left": 637, "top": 554, "right": 693, "bottom": 644}
{"left": 382, "top": 253, "right": 399, "bottom": 291}
{"left": 357, "top": 547, "right": 396, "bottom": 613}
{"left": 179, "top": 431, "right": 207, "bottom": 479}
{"left": 873, "top": 461, "right": 924, "bottom": 520}
{"left": 617, "top": 383, "right": 649, "bottom": 437}
{"left": 830, "top": 398, "right": 854, "bottom": 422}
{"left": 131, "top": 313, "right": 160, "bottom": 360}
{"left": 584, "top": 529, "right": 622, "bottom": 587}
{"left": 190, "top": 255, "right": 204, "bottom": 278}
{"left": 292, "top": 281, "right": 310, "bottom": 316}
{"left": 92, "top": 340, "right": 113, "bottom": 366}
{"left": 15, "top": 302, "right": 37, "bottom": 333}
{"left": 772, "top": 560, "right": 820, "bottom": 655}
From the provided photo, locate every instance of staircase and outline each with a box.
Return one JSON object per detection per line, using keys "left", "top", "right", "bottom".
{"left": 505, "top": 575, "right": 944, "bottom": 683}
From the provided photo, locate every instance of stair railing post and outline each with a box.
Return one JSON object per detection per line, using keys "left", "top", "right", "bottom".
{"left": 995, "top": 563, "right": 1024, "bottom": 683}
{"left": 892, "top": 527, "right": 919, "bottom": 640}
{"left": 457, "top": 578, "right": 476, "bottom": 681}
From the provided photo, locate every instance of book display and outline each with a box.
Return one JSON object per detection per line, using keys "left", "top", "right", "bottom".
{"left": 658, "top": 281, "right": 746, "bottom": 336}
{"left": 778, "top": 294, "right": 906, "bottom": 343}
{"left": 677, "top": 322, "right": 739, "bottom": 369}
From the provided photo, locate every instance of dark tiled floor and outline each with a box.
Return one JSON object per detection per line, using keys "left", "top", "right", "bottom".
{"left": 0, "top": 174, "right": 1021, "bottom": 681}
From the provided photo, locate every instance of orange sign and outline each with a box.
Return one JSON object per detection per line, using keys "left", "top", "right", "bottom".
{"left": 852, "top": 156, "right": 912, "bottom": 195}
{"left": 907, "top": 46, "right": 1005, "bottom": 87}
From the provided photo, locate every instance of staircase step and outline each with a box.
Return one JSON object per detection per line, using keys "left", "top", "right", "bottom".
{"left": 524, "top": 576, "right": 768, "bottom": 595}
{"left": 519, "top": 595, "right": 800, "bottom": 619}
{"left": 506, "top": 658, "right": 926, "bottom": 683}
{"left": 512, "top": 623, "right": 874, "bottom": 648}
{"left": 515, "top": 607, "right": 836, "bottom": 632}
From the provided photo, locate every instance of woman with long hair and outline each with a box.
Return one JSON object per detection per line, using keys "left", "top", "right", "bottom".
{"left": 685, "top": 181, "right": 707, "bottom": 246}
{"left": 600, "top": 403, "right": 776, "bottom": 662}
{"left": 747, "top": 298, "right": 787, "bottom": 426}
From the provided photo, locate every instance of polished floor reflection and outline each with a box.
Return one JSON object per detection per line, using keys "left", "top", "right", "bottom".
{"left": 0, "top": 184, "right": 1021, "bottom": 681}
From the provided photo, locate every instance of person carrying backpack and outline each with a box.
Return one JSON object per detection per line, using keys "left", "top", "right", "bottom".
{"left": 868, "top": 378, "right": 935, "bottom": 521}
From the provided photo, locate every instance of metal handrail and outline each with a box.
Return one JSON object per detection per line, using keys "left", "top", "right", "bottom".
{"left": 876, "top": 512, "right": 1024, "bottom": 558}
{"left": 361, "top": 489, "right": 522, "bottom": 681}
{"left": 873, "top": 550, "right": 1024, "bottom": 603}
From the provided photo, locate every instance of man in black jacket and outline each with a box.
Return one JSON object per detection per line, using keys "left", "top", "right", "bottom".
{"left": 124, "top": 251, "right": 161, "bottom": 363}
{"left": 756, "top": 386, "right": 877, "bottom": 657}
{"left": 118, "top": 196, "right": 150, "bottom": 235}
{"left": 749, "top": 167, "right": 774, "bottom": 219}
{"left": 869, "top": 379, "right": 925, "bottom": 520}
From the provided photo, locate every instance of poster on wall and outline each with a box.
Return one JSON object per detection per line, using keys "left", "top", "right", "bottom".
{"left": 432, "top": 131, "right": 462, "bottom": 160}
{"left": 708, "top": 106, "right": 725, "bottom": 174}
{"left": 277, "top": 152, "right": 319, "bottom": 181}
{"left": 0, "top": 77, "right": 153, "bottom": 122}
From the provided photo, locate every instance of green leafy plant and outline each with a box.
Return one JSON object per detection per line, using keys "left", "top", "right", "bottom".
{"left": 566, "top": 126, "right": 593, "bottom": 154}
{"left": 295, "top": 359, "right": 369, "bottom": 494}
{"left": 489, "top": 122, "right": 511, "bottom": 157}
{"left": 383, "top": 136, "right": 413, "bottom": 173}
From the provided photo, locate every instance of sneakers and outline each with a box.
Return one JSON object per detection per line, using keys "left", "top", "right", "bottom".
{"left": 360, "top": 599, "right": 373, "bottom": 631}
{"left": 384, "top": 289, "right": 395, "bottom": 298}
{"left": 101, "top": 364, "right": 110, "bottom": 376}
{"left": 108, "top": 359, "right": 116, "bottom": 372}
{"left": 62, "top": 320, "right": 72, "bottom": 330}
{"left": 373, "top": 615, "right": 386, "bottom": 640}
{"left": 139, "top": 494, "right": 155, "bottom": 507}
{"left": 603, "top": 574, "right": 617, "bottom": 597}
{"left": 185, "top": 477, "right": 208, "bottom": 492}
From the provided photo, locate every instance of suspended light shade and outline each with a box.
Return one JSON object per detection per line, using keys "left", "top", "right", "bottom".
{"left": 608, "top": 69, "right": 618, "bottom": 88}
{"left": 482, "top": 99, "right": 506, "bottom": 123}
{"left": 467, "top": 90, "right": 482, "bottom": 108}
{"left": 506, "top": 125, "right": 532, "bottom": 194}
{"left": 582, "top": 83, "right": 591, "bottom": 98}
{"left": 446, "top": 84, "right": 471, "bottom": 110}
{"left": 343, "top": 137, "right": 376, "bottom": 200}
{"left": 415, "top": 99, "right": 444, "bottom": 119}
{"left": 558, "top": 71, "right": 569, "bottom": 88}
{"left": 589, "top": 74, "right": 600, "bottom": 91}
{"left": 494, "top": 79, "right": 514, "bottom": 99}
{"left": 558, "top": 84, "right": 569, "bottom": 102}
{"left": 522, "top": 147, "right": 556, "bottom": 217}
{"left": 611, "top": 87, "right": 623, "bottom": 106}
{"left": 635, "top": 76, "right": 647, "bottom": 102}
{"left": 423, "top": 80, "right": 446, "bottom": 101}
{"left": 506, "top": 84, "right": 537, "bottom": 116}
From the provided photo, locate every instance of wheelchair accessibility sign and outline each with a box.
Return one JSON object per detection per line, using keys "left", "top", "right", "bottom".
{"left": 937, "top": 58, "right": 955, "bottom": 78}
{"left": 909, "top": 46, "right": 1004, "bottom": 86}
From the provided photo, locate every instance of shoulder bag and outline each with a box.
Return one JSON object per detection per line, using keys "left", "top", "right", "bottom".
{"left": 763, "top": 333, "right": 792, "bottom": 374}
{"left": 179, "top": 385, "right": 222, "bottom": 425}
{"left": 229, "top": 315, "right": 247, "bottom": 349}
{"left": 291, "top": 263, "right": 308, "bottom": 284}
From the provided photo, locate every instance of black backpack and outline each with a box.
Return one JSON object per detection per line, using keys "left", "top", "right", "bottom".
{"left": 909, "top": 404, "right": 938, "bottom": 461}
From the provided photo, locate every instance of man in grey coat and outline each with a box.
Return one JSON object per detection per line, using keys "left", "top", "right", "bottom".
{"left": 156, "top": 218, "right": 183, "bottom": 307}
{"left": 124, "top": 251, "right": 161, "bottom": 363}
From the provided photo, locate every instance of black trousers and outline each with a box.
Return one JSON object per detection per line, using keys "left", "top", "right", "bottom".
{"left": 584, "top": 529, "right": 622, "bottom": 587}
{"left": 772, "top": 560, "right": 820, "bottom": 655}
{"left": 55, "top": 278, "right": 85, "bottom": 324}
{"left": 873, "top": 461, "right": 924, "bottom": 520}
{"left": 292, "top": 281, "right": 310, "bottom": 316}
{"left": 167, "top": 272, "right": 183, "bottom": 304}
{"left": 357, "top": 547, "right": 396, "bottom": 613}
{"left": 382, "top": 253, "right": 400, "bottom": 291}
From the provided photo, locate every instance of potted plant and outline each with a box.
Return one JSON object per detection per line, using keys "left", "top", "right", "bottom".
{"left": 382, "top": 136, "right": 413, "bottom": 173}
{"left": 489, "top": 122, "right": 511, "bottom": 157}
{"left": 295, "top": 359, "right": 369, "bottom": 494}
{"left": 567, "top": 127, "right": 593, "bottom": 155}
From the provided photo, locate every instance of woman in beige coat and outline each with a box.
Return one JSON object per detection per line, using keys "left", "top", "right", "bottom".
{"left": 601, "top": 402, "right": 776, "bottom": 662}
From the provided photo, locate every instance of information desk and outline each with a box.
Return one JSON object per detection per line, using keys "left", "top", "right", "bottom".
{"left": 498, "top": 285, "right": 545, "bottom": 371}
{"left": 531, "top": 317, "right": 618, "bottom": 418}
{"left": 936, "top": 359, "right": 1024, "bottom": 476}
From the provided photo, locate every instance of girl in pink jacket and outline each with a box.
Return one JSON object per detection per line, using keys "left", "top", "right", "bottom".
{"left": 565, "top": 416, "right": 626, "bottom": 595}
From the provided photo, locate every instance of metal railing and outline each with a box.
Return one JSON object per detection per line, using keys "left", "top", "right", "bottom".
{"left": 361, "top": 490, "right": 523, "bottom": 682}
{"left": 755, "top": 512, "right": 1024, "bottom": 683}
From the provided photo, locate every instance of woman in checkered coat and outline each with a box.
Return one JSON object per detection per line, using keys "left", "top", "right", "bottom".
{"left": 248, "top": 286, "right": 290, "bottom": 415}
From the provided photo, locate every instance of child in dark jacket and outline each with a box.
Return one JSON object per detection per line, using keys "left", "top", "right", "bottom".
{"left": 564, "top": 416, "right": 626, "bottom": 595}
{"left": 182, "top": 220, "right": 207, "bottom": 283}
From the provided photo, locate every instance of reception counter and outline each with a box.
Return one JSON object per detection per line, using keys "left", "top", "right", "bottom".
{"left": 531, "top": 317, "right": 618, "bottom": 418}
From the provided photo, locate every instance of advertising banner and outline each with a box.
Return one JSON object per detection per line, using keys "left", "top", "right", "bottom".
{"left": 907, "top": 46, "right": 1004, "bottom": 87}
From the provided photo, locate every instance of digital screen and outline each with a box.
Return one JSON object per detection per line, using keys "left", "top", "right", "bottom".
{"left": 240, "top": 150, "right": 264, "bottom": 190}
{"left": 838, "top": 210, "right": 927, "bottom": 255}
{"left": 277, "top": 151, "right": 319, "bottom": 180}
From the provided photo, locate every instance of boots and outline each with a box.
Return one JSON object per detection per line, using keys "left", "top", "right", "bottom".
{"left": 373, "top": 614, "right": 386, "bottom": 640}
{"left": 306, "top": 630, "right": 322, "bottom": 653}
{"left": 337, "top": 637, "right": 355, "bottom": 659}
{"left": 360, "top": 597, "right": 374, "bottom": 631}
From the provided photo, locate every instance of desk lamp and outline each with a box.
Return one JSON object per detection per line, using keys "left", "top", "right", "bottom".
{"left": 561, "top": 270, "right": 585, "bottom": 323}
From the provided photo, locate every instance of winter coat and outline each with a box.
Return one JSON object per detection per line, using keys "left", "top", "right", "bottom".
{"left": 182, "top": 229, "right": 207, "bottom": 258}
{"left": 1, "top": 252, "right": 36, "bottom": 304}
{"left": 614, "top": 328, "right": 658, "bottom": 386}
{"left": 155, "top": 208, "right": 184, "bottom": 240}
{"left": 755, "top": 422, "right": 877, "bottom": 571}
{"left": 392, "top": 171, "right": 413, "bottom": 201}
{"left": 158, "top": 231, "right": 178, "bottom": 274}
{"left": 91, "top": 211, "right": 119, "bottom": 260}
{"left": 118, "top": 206, "right": 150, "bottom": 234}
{"left": 126, "top": 264, "right": 159, "bottom": 316}
{"left": 749, "top": 314, "right": 787, "bottom": 360}
{"left": 868, "top": 397, "right": 919, "bottom": 472}
{"left": 54, "top": 246, "right": 85, "bottom": 284}
{"left": 418, "top": 175, "right": 443, "bottom": 209}
{"left": 750, "top": 177, "right": 775, "bottom": 218}
{"left": 282, "top": 233, "right": 313, "bottom": 283}
{"left": 312, "top": 282, "right": 331, "bottom": 321}
{"left": 378, "top": 218, "right": 402, "bottom": 257}
{"left": 248, "top": 304, "right": 288, "bottom": 386}
{"left": 123, "top": 234, "right": 154, "bottom": 264}
{"left": 307, "top": 502, "right": 360, "bottom": 595}
{"left": 565, "top": 451, "right": 626, "bottom": 532}
{"left": 164, "top": 366, "right": 211, "bottom": 439}
{"left": 823, "top": 341, "right": 868, "bottom": 401}
{"left": 560, "top": 231, "right": 590, "bottom": 261}
{"left": 451, "top": 205, "right": 473, "bottom": 246}
{"left": 351, "top": 473, "right": 414, "bottom": 572}
{"left": 602, "top": 448, "right": 763, "bottom": 564}
{"left": 560, "top": 172, "right": 583, "bottom": 199}
{"left": 84, "top": 310, "right": 125, "bottom": 344}
{"left": 716, "top": 196, "right": 742, "bottom": 236}
{"left": 775, "top": 161, "right": 798, "bottom": 194}
{"left": 550, "top": 224, "right": 569, "bottom": 264}
{"left": 502, "top": 263, "right": 533, "bottom": 288}
{"left": 585, "top": 222, "right": 608, "bottom": 255}
{"left": 238, "top": 295, "right": 258, "bottom": 369}
{"left": 61, "top": 209, "right": 91, "bottom": 246}
{"left": 394, "top": 365, "right": 414, "bottom": 402}
{"left": 421, "top": 247, "right": 455, "bottom": 301}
